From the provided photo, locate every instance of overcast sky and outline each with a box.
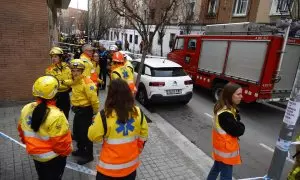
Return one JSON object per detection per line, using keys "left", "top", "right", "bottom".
{"left": 69, "top": 0, "right": 88, "bottom": 11}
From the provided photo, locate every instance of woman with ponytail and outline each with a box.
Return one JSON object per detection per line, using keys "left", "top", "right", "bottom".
{"left": 17, "top": 76, "right": 72, "bottom": 180}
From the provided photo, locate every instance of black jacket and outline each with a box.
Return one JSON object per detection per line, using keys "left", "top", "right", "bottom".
{"left": 218, "top": 111, "right": 245, "bottom": 137}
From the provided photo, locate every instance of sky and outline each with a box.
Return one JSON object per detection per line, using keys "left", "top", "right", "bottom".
{"left": 69, "top": 0, "right": 88, "bottom": 11}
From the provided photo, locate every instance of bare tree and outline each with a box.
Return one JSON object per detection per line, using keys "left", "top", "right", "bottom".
{"left": 108, "top": 0, "right": 181, "bottom": 89}
{"left": 178, "top": 0, "right": 198, "bottom": 34}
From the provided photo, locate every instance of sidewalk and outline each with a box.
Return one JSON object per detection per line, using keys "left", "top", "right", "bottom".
{"left": 0, "top": 89, "right": 211, "bottom": 180}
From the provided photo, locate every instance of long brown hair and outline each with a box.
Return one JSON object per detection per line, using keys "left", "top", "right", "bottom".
{"left": 105, "top": 79, "right": 137, "bottom": 123}
{"left": 213, "top": 83, "right": 241, "bottom": 114}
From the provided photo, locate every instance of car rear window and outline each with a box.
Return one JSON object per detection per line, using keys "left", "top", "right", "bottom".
{"left": 152, "top": 67, "right": 186, "bottom": 77}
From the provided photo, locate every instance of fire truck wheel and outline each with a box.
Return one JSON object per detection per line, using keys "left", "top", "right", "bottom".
{"left": 137, "top": 87, "right": 149, "bottom": 106}
{"left": 212, "top": 83, "right": 226, "bottom": 102}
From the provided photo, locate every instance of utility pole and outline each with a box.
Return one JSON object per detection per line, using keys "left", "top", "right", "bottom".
{"left": 266, "top": 19, "right": 300, "bottom": 180}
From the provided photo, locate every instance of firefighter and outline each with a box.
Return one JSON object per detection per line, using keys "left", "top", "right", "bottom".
{"left": 80, "top": 44, "right": 98, "bottom": 83}
{"left": 110, "top": 52, "right": 137, "bottom": 94}
{"left": 207, "top": 83, "right": 245, "bottom": 180}
{"left": 288, "top": 135, "right": 300, "bottom": 180}
{"left": 69, "top": 59, "right": 99, "bottom": 165}
{"left": 88, "top": 79, "right": 149, "bottom": 179}
{"left": 45, "top": 47, "right": 73, "bottom": 119}
{"left": 17, "top": 75, "right": 72, "bottom": 180}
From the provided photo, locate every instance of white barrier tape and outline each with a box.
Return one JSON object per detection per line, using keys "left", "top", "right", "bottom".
{"left": 291, "top": 141, "right": 300, "bottom": 145}
{"left": 53, "top": 41, "right": 82, "bottom": 47}
{"left": 238, "top": 175, "right": 271, "bottom": 180}
{"left": 0, "top": 131, "right": 96, "bottom": 176}
{"left": 66, "top": 161, "right": 97, "bottom": 176}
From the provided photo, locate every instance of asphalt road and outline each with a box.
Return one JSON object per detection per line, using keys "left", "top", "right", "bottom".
{"left": 147, "top": 86, "right": 300, "bottom": 179}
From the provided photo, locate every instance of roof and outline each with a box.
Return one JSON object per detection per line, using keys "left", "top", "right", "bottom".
{"left": 133, "top": 58, "right": 181, "bottom": 68}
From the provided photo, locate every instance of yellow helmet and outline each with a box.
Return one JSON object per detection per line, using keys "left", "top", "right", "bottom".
{"left": 49, "top": 47, "right": 63, "bottom": 55}
{"left": 69, "top": 59, "right": 85, "bottom": 70}
{"left": 32, "top": 76, "right": 59, "bottom": 99}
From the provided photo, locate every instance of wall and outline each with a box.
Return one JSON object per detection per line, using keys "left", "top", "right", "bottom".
{"left": 0, "top": 1, "right": 50, "bottom": 102}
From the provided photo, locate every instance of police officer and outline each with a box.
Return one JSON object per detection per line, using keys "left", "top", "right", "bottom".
{"left": 69, "top": 59, "right": 99, "bottom": 165}
{"left": 18, "top": 76, "right": 72, "bottom": 180}
{"left": 110, "top": 52, "right": 137, "bottom": 94}
{"left": 46, "top": 47, "right": 73, "bottom": 119}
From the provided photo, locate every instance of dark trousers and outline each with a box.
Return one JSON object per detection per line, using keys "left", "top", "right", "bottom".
{"left": 99, "top": 68, "right": 107, "bottom": 89}
{"left": 33, "top": 156, "right": 67, "bottom": 180}
{"left": 207, "top": 161, "right": 233, "bottom": 180}
{"left": 96, "top": 170, "right": 136, "bottom": 180}
{"left": 73, "top": 106, "right": 93, "bottom": 158}
{"left": 56, "top": 91, "right": 70, "bottom": 119}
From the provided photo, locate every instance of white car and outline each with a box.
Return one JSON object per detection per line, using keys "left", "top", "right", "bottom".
{"left": 131, "top": 58, "right": 193, "bottom": 106}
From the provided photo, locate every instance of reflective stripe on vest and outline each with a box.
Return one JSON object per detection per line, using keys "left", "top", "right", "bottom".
{"left": 105, "top": 136, "right": 137, "bottom": 145}
{"left": 23, "top": 131, "right": 50, "bottom": 141}
{"left": 98, "top": 157, "right": 139, "bottom": 170}
{"left": 31, "top": 151, "right": 58, "bottom": 159}
{"left": 213, "top": 148, "right": 239, "bottom": 158}
{"left": 213, "top": 126, "right": 226, "bottom": 135}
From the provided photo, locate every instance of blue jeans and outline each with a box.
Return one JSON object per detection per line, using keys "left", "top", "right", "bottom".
{"left": 207, "top": 161, "right": 233, "bottom": 180}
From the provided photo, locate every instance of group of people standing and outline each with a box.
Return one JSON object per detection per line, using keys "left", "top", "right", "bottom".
{"left": 17, "top": 41, "right": 148, "bottom": 180}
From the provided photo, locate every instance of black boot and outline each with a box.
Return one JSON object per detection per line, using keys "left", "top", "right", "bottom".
{"left": 77, "top": 156, "right": 94, "bottom": 165}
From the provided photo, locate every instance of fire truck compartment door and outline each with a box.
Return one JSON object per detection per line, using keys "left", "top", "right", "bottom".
{"left": 225, "top": 41, "right": 268, "bottom": 82}
{"left": 198, "top": 40, "right": 227, "bottom": 74}
{"left": 274, "top": 44, "right": 300, "bottom": 92}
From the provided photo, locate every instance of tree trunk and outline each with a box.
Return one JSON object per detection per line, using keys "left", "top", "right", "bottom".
{"left": 135, "top": 43, "right": 148, "bottom": 97}
{"left": 160, "top": 38, "right": 163, "bottom": 56}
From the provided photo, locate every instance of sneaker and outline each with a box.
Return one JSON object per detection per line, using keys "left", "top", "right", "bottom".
{"left": 77, "top": 156, "right": 94, "bottom": 165}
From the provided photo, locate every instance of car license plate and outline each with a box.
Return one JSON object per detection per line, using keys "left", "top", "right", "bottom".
{"left": 166, "top": 89, "right": 182, "bottom": 95}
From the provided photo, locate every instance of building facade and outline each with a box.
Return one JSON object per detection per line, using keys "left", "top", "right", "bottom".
{"left": 0, "top": 0, "right": 70, "bottom": 103}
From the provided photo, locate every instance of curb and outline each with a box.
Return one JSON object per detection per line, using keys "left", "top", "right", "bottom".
{"left": 136, "top": 101, "right": 214, "bottom": 178}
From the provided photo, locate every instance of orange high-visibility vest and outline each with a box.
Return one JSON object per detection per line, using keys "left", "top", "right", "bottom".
{"left": 18, "top": 101, "right": 72, "bottom": 162}
{"left": 88, "top": 107, "right": 148, "bottom": 177}
{"left": 212, "top": 108, "right": 241, "bottom": 165}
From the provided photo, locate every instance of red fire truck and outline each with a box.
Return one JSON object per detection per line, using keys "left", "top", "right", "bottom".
{"left": 167, "top": 35, "right": 300, "bottom": 103}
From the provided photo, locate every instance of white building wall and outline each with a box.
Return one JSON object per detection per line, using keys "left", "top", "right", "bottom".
{"left": 108, "top": 25, "right": 204, "bottom": 57}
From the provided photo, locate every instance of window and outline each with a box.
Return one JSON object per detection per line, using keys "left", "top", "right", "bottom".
{"left": 187, "top": 2, "right": 195, "bottom": 20}
{"left": 110, "top": 32, "right": 113, "bottom": 40}
{"left": 151, "top": 68, "right": 187, "bottom": 77}
{"left": 144, "top": 66, "right": 151, "bottom": 76}
{"left": 174, "top": 38, "right": 184, "bottom": 50}
{"left": 188, "top": 39, "right": 197, "bottom": 50}
{"left": 132, "top": 61, "right": 140, "bottom": 73}
{"left": 129, "top": 35, "right": 133, "bottom": 43}
{"left": 270, "top": 0, "right": 293, "bottom": 15}
{"left": 233, "top": 0, "right": 249, "bottom": 16}
{"left": 207, "top": 0, "right": 218, "bottom": 15}
{"left": 169, "top": 33, "right": 176, "bottom": 49}
{"left": 134, "top": 35, "right": 138, "bottom": 44}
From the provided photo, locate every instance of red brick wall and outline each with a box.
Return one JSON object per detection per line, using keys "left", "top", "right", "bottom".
{"left": 0, "top": 1, "right": 50, "bottom": 102}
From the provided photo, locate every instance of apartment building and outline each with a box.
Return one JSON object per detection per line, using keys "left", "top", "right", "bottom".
{"left": 199, "top": 0, "right": 294, "bottom": 25}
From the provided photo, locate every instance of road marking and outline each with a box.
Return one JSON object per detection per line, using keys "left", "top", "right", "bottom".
{"left": 204, "top": 113, "right": 213, "bottom": 119}
{"left": 259, "top": 143, "right": 294, "bottom": 164}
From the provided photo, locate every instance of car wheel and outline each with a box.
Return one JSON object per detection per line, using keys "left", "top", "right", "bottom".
{"left": 212, "top": 83, "right": 226, "bottom": 102}
{"left": 137, "top": 88, "right": 149, "bottom": 106}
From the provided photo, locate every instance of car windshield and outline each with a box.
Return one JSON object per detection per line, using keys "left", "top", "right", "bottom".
{"left": 152, "top": 67, "right": 186, "bottom": 77}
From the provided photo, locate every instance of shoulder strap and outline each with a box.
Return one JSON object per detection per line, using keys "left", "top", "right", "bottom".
{"left": 139, "top": 108, "right": 144, "bottom": 126}
{"left": 112, "top": 71, "right": 122, "bottom": 78}
{"left": 100, "top": 109, "right": 107, "bottom": 136}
